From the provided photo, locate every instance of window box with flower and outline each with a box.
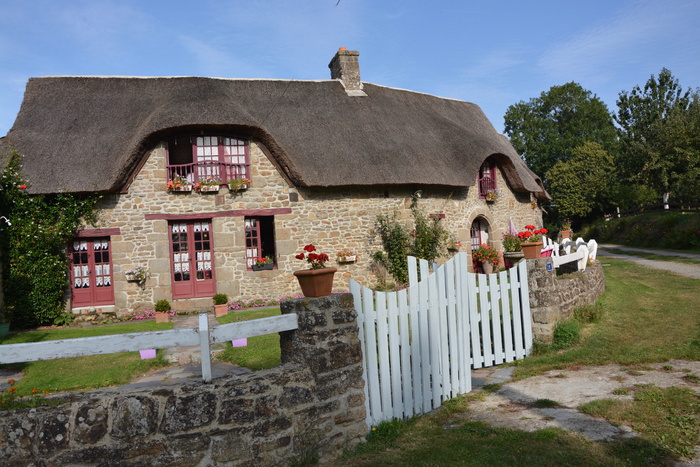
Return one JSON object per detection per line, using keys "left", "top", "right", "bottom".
{"left": 446, "top": 238, "right": 463, "bottom": 252}
{"left": 252, "top": 256, "right": 274, "bottom": 271}
{"left": 194, "top": 177, "right": 222, "bottom": 193}
{"left": 125, "top": 265, "right": 150, "bottom": 285}
{"left": 336, "top": 250, "right": 358, "bottom": 263}
{"left": 485, "top": 189, "right": 499, "bottom": 203}
{"left": 293, "top": 244, "right": 336, "bottom": 297}
{"left": 167, "top": 175, "right": 192, "bottom": 192}
{"left": 228, "top": 177, "right": 251, "bottom": 194}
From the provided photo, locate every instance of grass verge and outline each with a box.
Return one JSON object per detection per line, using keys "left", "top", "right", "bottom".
{"left": 0, "top": 321, "right": 172, "bottom": 396}
{"left": 217, "top": 307, "right": 282, "bottom": 370}
{"left": 604, "top": 248, "right": 700, "bottom": 265}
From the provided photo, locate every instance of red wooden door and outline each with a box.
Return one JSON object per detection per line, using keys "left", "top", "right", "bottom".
{"left": 70, "top": 238, "right": 114, "bottom": 307}
{"left": 170, "top": 221, "right": 216, "bottom": 299}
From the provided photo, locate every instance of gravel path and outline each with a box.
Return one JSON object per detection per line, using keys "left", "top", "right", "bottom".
{"left": 598, "top": 244, "right": 700, "bottom": 280}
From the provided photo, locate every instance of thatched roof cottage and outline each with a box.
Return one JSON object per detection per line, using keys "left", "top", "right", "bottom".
{"left": 0, "top": 48, "right": 547, "bottom": 315}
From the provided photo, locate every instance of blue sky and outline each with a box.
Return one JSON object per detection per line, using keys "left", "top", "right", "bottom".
{"left": 1, "top": 0, "right": 698, "bottom": 136}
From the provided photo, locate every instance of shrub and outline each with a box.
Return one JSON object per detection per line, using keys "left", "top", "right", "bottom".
{"left": 574, "top": 303, "right": 604, "bottom": 323}
{"left": 212, "top": 293, "right": 228, "bottom": 305}
{"left": 552, "top": 319, "right": 581, "bottom": 350}
{"left": 154, "top": 299, "right": 171, "bottom": 312}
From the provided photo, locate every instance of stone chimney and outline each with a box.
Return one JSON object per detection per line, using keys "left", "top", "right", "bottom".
{"left": 328, "top": 48, "right": 366, "bottom": 96}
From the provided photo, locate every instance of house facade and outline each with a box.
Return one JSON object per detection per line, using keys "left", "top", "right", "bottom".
{"left": 1, "top": 49, "right": 547, "bottom": 316}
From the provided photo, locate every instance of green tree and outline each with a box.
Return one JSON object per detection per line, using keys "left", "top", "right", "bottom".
{"left": 615, "top": 68, "right": 699, "bottom": 205}
{"left": 504, "top": 82, "right": 617, "bottom": 184}
{"left": 545, "top": 142, "right": 614, "bottom": 220}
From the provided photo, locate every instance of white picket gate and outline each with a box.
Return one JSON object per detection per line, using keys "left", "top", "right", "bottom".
{"left": 349, "top": 252, "right": 532, "bottom": 426}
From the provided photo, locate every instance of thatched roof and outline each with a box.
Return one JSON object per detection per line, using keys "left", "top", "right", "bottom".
{"left": 3, "top": 76, "right": 548, "bottom": 198}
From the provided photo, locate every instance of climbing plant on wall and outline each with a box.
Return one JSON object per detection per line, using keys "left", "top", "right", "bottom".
{"left": 0, "top": 152, "right": 100, "bottom": 328}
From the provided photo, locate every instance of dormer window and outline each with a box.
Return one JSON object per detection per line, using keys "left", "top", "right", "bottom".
{"left": 478, "top": 159, "right": 497, "bottom": 199}
{"left": 166, "top": 135, "right": 250, "bottom": 187}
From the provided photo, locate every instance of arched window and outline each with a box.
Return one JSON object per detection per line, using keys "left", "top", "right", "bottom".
{"left": 166, "top": 135, "right": 250, "bottom": 186}
{"left": 478, "top": 159, "right": 497, "bottom": 199}
{"left": 470, "top": 217, "right": 490, "bottom": 251}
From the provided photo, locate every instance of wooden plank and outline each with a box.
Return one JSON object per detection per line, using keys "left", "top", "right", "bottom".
{"left": 198, "top": 313, "right": 212, "bottom": 382}
{"left": 387, "top": 291, "right": 404, "bottom": 420}
{"left": 210, "top": 314, "right": 298, "bottom": 343}
{"left": 467, "top": 270, "right": 482, "bottom": 369}
{"left": 376, "top": 292, "right": 392, "bottom": 420}
{"left": 427, "top": 263, "right": 442, "bottom": 408}
{"left": 478, "top": 273, "right": 493, "bottom": 367}
{"left": 350, "top": 279, "right": 373, "bottom": 427}
{"left": 518, "top": 261, "right": 534, "bottom": 355}
{"left": 436, "top": 261, "right": 451, "bottom": 400}
{"left": 510, "top": 264, "right": 525, "bottom": 360}
{"left": 499, "top": 270, "right": 515, "bottom": 362}
{"left": 444, "top": 257, "right": 460, "bottom": 397}
{"left": 407, "top": 256, "right": 423, "bottom": 414}
{"left": 418, "top": 258, "right": 432, "bottom": 412}
{"left": 455, "top": 253, "right": 472, "bottom": 393}
{"left": 362, "top": 286, "right": 382, "bottom": 424}
{"left": 489, "top": 274, "right": 504, "bottom": 365}
{"left": 0, "top": 328, "right": 199, "bottom": 364}
{"left": 397, "top": 288, "right": 414, "bottom": 418}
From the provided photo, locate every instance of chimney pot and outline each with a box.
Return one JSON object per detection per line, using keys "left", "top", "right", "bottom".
{"left": 329, "top": 48, "right": 362, "bottom": 93}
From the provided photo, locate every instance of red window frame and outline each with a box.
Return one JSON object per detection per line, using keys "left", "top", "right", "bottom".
{"left": 166, "top": 135, "right": 250, "bottom": 186}
{"left": 478, "top": 159, "right": 497, "bottom": 199}
{"left": 169, "top": 220, "right": 216, "bottom": 299}
{"left": 69, "top": 237, "right": 114, "bottom": 307}
{"left": 245, "top": 217, "right": 276, "bottom": 270}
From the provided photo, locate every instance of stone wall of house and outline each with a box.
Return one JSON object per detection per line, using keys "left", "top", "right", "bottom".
{"left": 87, "top": 138, "right": 543, "bottom": 315}
{"left": 0, "top": 294, "right": 367, "bottom": 466}
{"left": 526, "top": 258, "right": 606, "bottom": 340}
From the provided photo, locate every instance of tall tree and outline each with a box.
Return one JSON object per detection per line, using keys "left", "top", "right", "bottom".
{"left": 504, "top": 82, "right": 617, "bottom": 185}
{"left": 615, "top": 68, "right": 699, "bottom": 204}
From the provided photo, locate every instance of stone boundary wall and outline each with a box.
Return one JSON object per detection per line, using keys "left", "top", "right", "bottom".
{"left": 0, "top": 294, "right": 367, "bottom": 466}
{"left": 526, "top": 258, "right": 606, "bottom": 340}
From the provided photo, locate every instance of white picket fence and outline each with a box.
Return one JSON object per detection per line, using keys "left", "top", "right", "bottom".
{"left": 349, "top": 252, "right": 532, "bottom": 426}
{"left": 543, "top": 236, "right": 599, "bottom": 271}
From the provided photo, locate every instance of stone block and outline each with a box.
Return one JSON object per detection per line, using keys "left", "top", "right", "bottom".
{"left": 111, "top": 396, "right": 159, "bottom": 438}
{"left": 161, "top": 392, "right": 217, "bottom": 433}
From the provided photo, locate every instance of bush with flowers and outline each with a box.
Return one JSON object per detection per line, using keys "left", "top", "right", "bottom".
{"left": 502, "top": 232, "right": 522, "bottom": 252}
{"left": 228, "top": 177, "right": 251, "bottom": 193}
{"left": 167, "top": 175, "right": 191, "bottom": 192}
{"left": 194, "top": 176, "right": 221, "bottom": 191}
{"left": 518, "top": 225, "right": 548, "bottom": 243}
{"left": 296, "top": 244, "right": 330, "bottom": 269}
{"left": 254, "top": 256, "right": 274, "bottom": 267}
{"left": 471, "top": 244, "right": 501, "bottom": 266}
{"left": 0, "top": 379, "right": 59, "bottom": 411}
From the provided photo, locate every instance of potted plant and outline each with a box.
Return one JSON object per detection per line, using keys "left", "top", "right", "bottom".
{"left": 560, "top": 218, "right": 572, "bottom": 239}
{"left": 501, "top": 231, "right": 524, "bottom": 268}
{"left": 518, "top": 225, "right": 548, "bottom": 259}
{"left": 336, "top": 250, "right": 357, "bottom": 263}
{"left": 228, "top": 177, "right": 251, "bottom": 194}
{"left": 154, "top": 299, "right": 172, "bottom": 323}
{"left": 471, "top": 244, "right": 500, "bottom": 274}
{"left": 446, "top": 238, "right": 463, "bottom": 252}
{"left": 485, "top": 189, "right": 499, "bottom": 203}
{"left": 194, "top": 176, "right": 222, "bottom": 193}
{"left": 252, "top": 256, "right": 274, "bottom": 271}
{"left": 125, "top": 265, "right": 149, "bottom": 285}
{"left": 213, "top": 293, "right": 229, "bottom": 317}
{"left": 167, "top": 175, "right": 192, "bottom": 192}
{"left": 293, "top": 244, "right": 336, "bottom": 297}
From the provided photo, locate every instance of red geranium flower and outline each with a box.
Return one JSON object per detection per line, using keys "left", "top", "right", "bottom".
{"left": 19, "top": 184, "right": 26, "bottom": 189}
{"left": 297, "top": 245, "right": 330, "bottom": 269}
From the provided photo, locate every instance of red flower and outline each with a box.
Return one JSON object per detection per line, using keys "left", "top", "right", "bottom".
{"left": 524, "top": 225, "right": 536, "bottom": 231}
{"left": 295, "top": 253, "right": 305, "bottom": 260}
{"left": 303, "top": 244, "right": 316, "bottom": 253}
{"left": 19, "top": 184, "right": 26, "bottom": 189}
{"left": 297, "top": 245, "right": 330, "bottom": 269}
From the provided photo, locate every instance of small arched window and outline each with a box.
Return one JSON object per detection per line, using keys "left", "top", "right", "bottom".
{"left": 166, "top": 135, "right": 250, "bottom": 186}
{"left": 478, "top": 159, "right": 497, "bottom": 199}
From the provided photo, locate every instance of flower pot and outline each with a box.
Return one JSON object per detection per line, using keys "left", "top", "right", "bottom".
{"left": 503, "top": 251, "right": 524, "bottom": 269}
{"left": 155, "top": 312, "right": 170, "bottom": 323}
{"left": 125, "top": 273, "right": 136, "bottom": 282}
{"left": 0, "top": 323, "right": 10, "bottom": 337}
{"left": 170, "top": 185, "right": 192, "bottom": 192}
{"left": 521, "top": 242, "right": 543, "bottom": 259}
{"left": 560, "top": 230, "right": 572, "bottom": 239}
{"left": 232, "top": 338, "right": 248, "bottom": 348}
{"left": 198, "top": 186, "right": 220, "bottom": 193}
{"left": 293, "top": 267, "right": 337, "bottom": 297}
{"left": 215, "top": 304, "right": 228, "bottom": 318}
{"left": 252, "top": 263, "right": 274, "bottom": 271}
{"left": 482, "top": 262, "right": 494, "bottom": 274}
{"left": 139, "top": 349, "right": 156, "bottom": 359}
{"left": 338, "top": 255, "right": 356, "bottom": 263}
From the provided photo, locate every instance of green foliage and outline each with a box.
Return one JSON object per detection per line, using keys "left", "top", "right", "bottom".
{"left": 552, "top": 319, "right": 581, "bottom": 350}
{"left": 574, "top": 303, "right": 604, "bottom": 324}
{"left": 546, "top": 142, "right": 615, "bottom": 220}
{"left": 373, "top": 200, "right": 450, "bottom": 284}
{"left": 154, "top": 299, "right": 171, "bottom": 312}
{"left": 501, "top": 232, "right": 522, "bottom": 252}
{"left": 0, "top": 152, "right": 100, "bottom": 328}
{"left": 615, "top": 68, "right": 700, "bottom": 204}
{"left": 212, "top": 293, "right": 229, "bottom": 305}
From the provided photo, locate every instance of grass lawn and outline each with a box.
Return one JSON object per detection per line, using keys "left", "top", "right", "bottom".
{"left": 0, "top": 321, "right": 172, "bottom": 395}
{"left": 217, "top": 307, "right": 282, "bottom": 370}
{"left": 604, "top": 247, "right": 700, "bottom": 265}
{"left": 336, "top": 257, "right": 700, "bottom": 465}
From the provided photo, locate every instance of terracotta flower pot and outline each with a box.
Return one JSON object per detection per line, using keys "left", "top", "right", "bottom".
{"left": 561, "top": 230, "right": 572, "bottom": 239}
{"left": 521, "top": 242, "right": 543, "bottom": 259}
{"left": 482, "top": 262, "right": 494, "bottom": 274}
{"left": 215, "top": 304, "right": 228, "bottom": 317}
{"left": 155, "top": 312, "right": 170, "bottom": 323}
{"left": 293, "top": 267, "right": 337, "bottom": 297}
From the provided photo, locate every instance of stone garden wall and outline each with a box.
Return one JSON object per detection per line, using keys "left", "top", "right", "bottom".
{"left": 526, "top": 258, "right": 606, "bottom": 340}
{"left": 0, "top": 294, "right": 367, "bottom": 466}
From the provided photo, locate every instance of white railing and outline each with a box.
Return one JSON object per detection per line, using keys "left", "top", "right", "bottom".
{"left": 543, "top": 236, "right": 599, "bottom": 271}
{"left": 0, "top": 313, "right": 298, "bottom": 382}
{"left": 350, "top": 252, "right": 532, "bottom": 426}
